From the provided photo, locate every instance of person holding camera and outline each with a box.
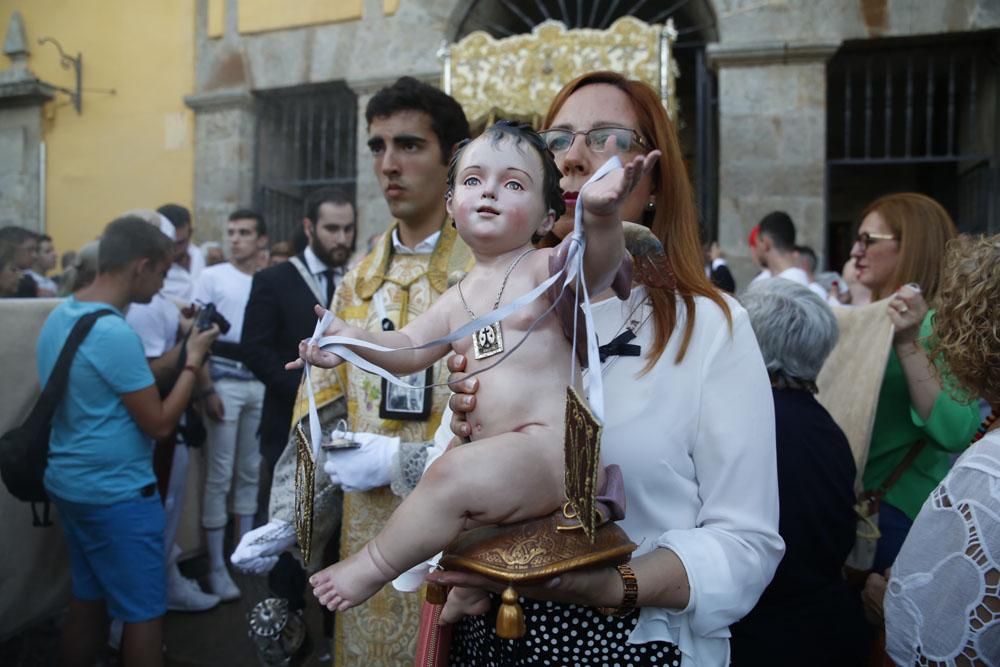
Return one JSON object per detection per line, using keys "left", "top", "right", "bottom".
{"left": 39, "top": 216, "right": 219, "bottom": 667}
{"left": 191, "top": 209, "right": 267, "bottom": 601}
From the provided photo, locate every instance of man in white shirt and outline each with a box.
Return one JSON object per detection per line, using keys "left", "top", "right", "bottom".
{"left": 124, "top": 212, "right": 221, "bottom": 615}
{"left": 794, "top": 244, "right": 836, "bottom": 300}
{"left": 27, "top": 233, "right": 59, "bottom": 296}
{"left": 747, "top": 224, "right": 772, "bottom": 287}
{"left": 158, "top": 203, "right": 206, "bottom": 307}
{"left": 756, "top": 211, "right": 829, "bottom": 299}
{"left": 192, "top": 209, "right": 268, "bottom": 601}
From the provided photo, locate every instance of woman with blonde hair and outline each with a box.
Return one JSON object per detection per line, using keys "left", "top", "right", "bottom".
{"left": 438, "top": 71, "right": 783, "bottom": 665}
{"left": 882, "top": 234, "right": 1000, "bottom": 664}
{"left": 850, "top": 192, "right": 980, "bottom": 575}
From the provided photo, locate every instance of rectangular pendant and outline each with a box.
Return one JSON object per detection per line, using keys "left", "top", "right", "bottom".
{"left": 472, "top": 322, "right": 504, "bottom": 360}
{"left": 563, "top": 385, "right": 603, "bottom": 544}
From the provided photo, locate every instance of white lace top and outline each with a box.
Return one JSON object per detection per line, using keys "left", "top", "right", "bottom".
{"left": 884, "top": 428, "right": 1000, "bottom": 666}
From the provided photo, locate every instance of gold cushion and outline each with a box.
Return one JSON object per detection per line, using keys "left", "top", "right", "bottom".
{"left": 440, "top": 511, "right": 636, "bottom": 583}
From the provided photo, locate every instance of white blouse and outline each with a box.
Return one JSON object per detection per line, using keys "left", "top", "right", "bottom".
{"left": 422, "top": 287, "right": 783, "bottom": 666}
{"left": 588, "top": 287, "right": 783, "bottom": 666}
{"left": 884, "top": 429, "right": 1000, "bottom": 665}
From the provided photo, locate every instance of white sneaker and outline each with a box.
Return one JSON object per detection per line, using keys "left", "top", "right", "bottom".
{"left": 206, "top": 566, "right": 241, "bottom": 602}
{"left": 167, "top": 571, "right": 221, "bottom": 612}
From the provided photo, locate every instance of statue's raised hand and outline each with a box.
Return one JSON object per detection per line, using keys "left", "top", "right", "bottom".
{"left": 579, "top": 141, "right": 660, "bottom": 220}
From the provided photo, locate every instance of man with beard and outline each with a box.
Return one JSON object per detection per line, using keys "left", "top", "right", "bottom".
{"left": 242, "top": 189, "right": 356, "bottom": 502}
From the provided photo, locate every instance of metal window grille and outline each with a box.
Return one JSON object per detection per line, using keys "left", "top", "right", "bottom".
{"left": 825, "top": 34, "right": 999, "bottom": 269}
{"left": 828, "top": 40, "right": 995, "bottom": 165}
{"left": 254, "top": 82, "right": 357, "bottom": 243}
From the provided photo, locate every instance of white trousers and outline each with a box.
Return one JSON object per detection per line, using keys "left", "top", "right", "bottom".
{"left": 162, "top": 443, "right": 189, "bottom": 563}
{"left": 201, "top": 377, "right": 265, "bottom": 530}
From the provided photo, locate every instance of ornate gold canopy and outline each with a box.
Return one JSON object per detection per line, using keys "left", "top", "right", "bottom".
{"left": 440, "top": 16, "right": 678, "bottom": 128}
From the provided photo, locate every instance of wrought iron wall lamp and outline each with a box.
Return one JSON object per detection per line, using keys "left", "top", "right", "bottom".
{"left": 37, "top": 36, "right": 82, "bottom": 113}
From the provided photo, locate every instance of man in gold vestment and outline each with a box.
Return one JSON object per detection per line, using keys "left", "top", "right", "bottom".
{"left": 306, "top": 77, "right": 471, "bottom": 665}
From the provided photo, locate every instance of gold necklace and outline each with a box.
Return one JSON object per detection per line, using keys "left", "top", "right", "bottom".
{"left": 457, "top": 248, "right": 536, "bottom": 359}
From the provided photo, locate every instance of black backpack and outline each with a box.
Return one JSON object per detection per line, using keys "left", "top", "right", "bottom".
{"left": 0, "top": 309, "right": 115, "bottom": 526}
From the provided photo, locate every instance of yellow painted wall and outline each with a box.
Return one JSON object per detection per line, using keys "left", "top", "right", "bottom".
{"left": 0, "top": 1, "right": 195, "bottom": 258}
{"left": 238, "top": 0, "right": 363, "bottom": 34}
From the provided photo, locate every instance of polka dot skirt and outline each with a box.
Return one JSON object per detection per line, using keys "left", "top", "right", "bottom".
{"left": 449, "top": 595, "right": 682, "bottom": 666}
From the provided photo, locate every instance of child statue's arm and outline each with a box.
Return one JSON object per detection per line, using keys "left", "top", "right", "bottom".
{"left": 293, "top": 299, "right": 456, "bottom": 375}
{"left": 579, "top": 150, "right": 661, "bottom": 293}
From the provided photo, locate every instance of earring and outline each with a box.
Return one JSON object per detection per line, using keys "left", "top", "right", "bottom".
{"left": 646, "top": 200, "right": 656, "bottom": 212}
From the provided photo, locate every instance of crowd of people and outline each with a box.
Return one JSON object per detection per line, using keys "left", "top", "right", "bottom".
{"left": 3, "top": 70, "right": 997, "bottom": 667}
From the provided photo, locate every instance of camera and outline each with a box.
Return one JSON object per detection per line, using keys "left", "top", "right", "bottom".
{"left": 195, "top": 303, "right": 231, "bottom": 335}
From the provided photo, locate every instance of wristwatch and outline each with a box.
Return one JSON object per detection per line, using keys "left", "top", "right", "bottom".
{"left": 597, "top": 562, "right": 638, "bottom": 617}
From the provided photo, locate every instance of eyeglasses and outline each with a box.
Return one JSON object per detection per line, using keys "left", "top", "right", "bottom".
{"left": 854, "top": 232, "right": 898, "bottom": 249}
{"left": 538, "top": 127, "right": 648, "bottom": 155}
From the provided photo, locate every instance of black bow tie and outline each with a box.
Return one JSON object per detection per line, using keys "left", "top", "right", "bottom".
{"left": 598, "top": 329, "right": 641, "bottom": 363}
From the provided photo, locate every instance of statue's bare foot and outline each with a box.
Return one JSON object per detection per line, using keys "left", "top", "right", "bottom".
{"left": 309, "top": 541, "right": 397, "bottom": 611}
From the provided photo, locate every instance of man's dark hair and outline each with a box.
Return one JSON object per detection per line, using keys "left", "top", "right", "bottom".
{"left": 795, "top": 245, "right": 818, "bottom": 273}
{"left": 0, "top": 225, "right": 38, "bottom": 245}
{"left": 305, "top": 188, "right": 353, "bottom": 224}
{"left": 447, "top": 120, "right": 567, "bottom": 221}
{"left": 229, "top": 208, "right": 267, "bottom": 237}
{"left": 157, "top": 203, "right": 192, "bottom": 229}
{"left": 39, "top": 234, "right": 52, "bottom": 243}
{"left": 98, "top": 216, "right": 174, "bottom": 273}
{"left": 758, "top": 211, "right": 796, "bottom": 251}
{"left": 304, "top": 188, "right": 357, "bottom": 252}
{"left": 365, "top": 76, "right": 471, "bottom": 164}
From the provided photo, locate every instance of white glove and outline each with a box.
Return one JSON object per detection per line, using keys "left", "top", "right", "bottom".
{"left": 230, "top": 520, "right": 296, "bottom": 575}
{"left": 323, "top": 432, "right": 400, "bottom": 493}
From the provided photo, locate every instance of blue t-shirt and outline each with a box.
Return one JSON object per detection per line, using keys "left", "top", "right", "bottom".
{"left": 38, "top": 297, "right": 156, "bottom": 503}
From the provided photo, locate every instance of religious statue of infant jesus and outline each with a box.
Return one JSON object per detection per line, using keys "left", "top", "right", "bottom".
{"left": 294, "top": 120, "right": 658, "bottom": 612}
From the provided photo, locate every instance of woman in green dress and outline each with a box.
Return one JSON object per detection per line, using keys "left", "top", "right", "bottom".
{"left": 850, "top": 192, "right": 981, "bottom": 573}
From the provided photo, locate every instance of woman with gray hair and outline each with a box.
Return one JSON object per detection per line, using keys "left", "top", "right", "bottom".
{"left": 731, "top": 279, "right": 867, "bottom": 666}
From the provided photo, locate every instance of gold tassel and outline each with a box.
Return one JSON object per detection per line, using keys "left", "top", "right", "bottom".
{"left": 425, "top": 582, "right": 448, "bottom": 605}
{"left": 495, "top": 585, "right": 526, "bottom": 639}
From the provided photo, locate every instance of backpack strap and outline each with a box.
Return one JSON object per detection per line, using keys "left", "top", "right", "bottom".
{"left": 38, "top": 309, "right": 118, "bottom": 407}
{"left": 22, "top": 308, "right": 118, "bottom": 515}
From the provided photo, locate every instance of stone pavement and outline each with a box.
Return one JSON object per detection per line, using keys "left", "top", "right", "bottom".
{"left": 0, "top": 556, "right": 332, "bottom": 667}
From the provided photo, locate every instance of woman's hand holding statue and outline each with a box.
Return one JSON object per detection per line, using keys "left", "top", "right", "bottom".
{"left": 439, "top": 353, "right": 634, "bottom": 622}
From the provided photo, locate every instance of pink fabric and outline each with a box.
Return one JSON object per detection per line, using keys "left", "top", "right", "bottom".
{"left": 596, "top": 464, "right": 627, "bottom": 522}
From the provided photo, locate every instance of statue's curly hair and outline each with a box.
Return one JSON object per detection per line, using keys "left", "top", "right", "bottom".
{"left": 930, "top": 234, "right": 1000, "bottom": 410}
{"left": 446, "top": 120, "right": 566, "bottom": 221}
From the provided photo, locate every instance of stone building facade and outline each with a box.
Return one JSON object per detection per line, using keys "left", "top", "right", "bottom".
{"left": 1, "top": 0, "right": 997, "bottom": 285}
{"left": 183, "top": 0, "right": 999, "bottom": 287}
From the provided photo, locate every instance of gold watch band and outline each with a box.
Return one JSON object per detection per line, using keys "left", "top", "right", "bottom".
{"left": 597, "top": 562, "right": 638, "bottom": 617}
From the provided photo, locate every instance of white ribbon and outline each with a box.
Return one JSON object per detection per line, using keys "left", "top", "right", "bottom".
{"left": 302, "top": 156, "right": 621, "bottom": 458}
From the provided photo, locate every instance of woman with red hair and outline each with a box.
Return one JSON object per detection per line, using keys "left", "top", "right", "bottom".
{"left": 850, "top": 193, "right": 980, "bottom": 574}
{"left": 436, "top": 71, "right": 784, "bottom": 665}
